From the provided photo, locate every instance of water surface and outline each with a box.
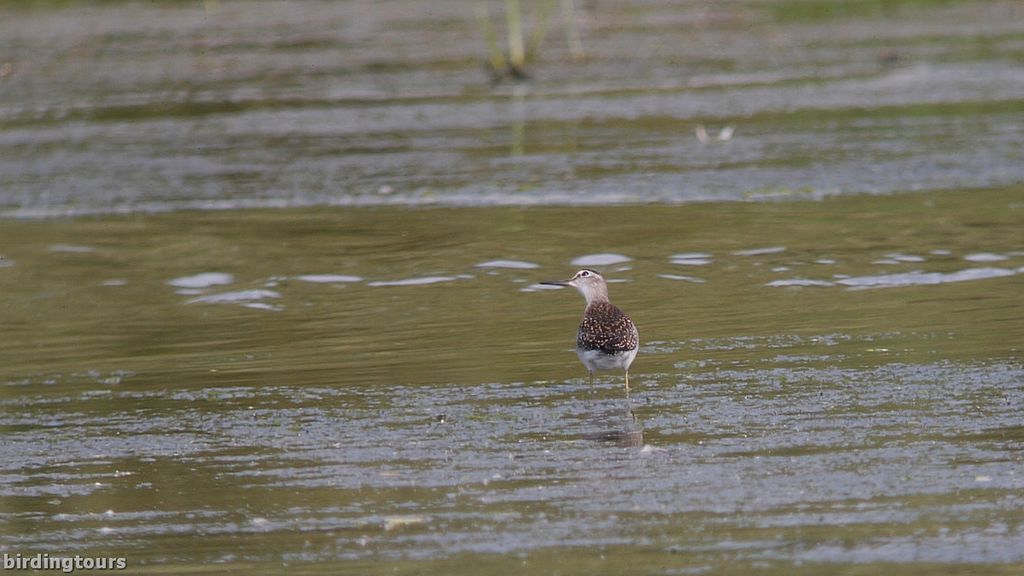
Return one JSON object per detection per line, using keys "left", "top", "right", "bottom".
{"left": 2, "top": 0, "right": 1024, "bottom": 574}
{"left": 2, "top": 187, "right": 1023, "bottom": 574}
{"left": 1, "top": 1, "right": 1023, "bottom": 215}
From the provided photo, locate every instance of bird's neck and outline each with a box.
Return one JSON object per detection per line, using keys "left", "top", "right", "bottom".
{"left": 581, "top": 287, "right": 610, "bottom": 306}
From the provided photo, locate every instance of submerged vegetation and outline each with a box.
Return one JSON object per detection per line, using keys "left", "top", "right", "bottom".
{"left": 477, "top": 0, "right": 584, "bottom": 81}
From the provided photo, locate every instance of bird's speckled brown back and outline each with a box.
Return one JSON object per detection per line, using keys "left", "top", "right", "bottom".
{"left": 577, "top": 301, "right": 638, "bottom": 354}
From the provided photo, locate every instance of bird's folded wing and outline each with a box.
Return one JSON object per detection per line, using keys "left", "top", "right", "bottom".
{"left": 577, "top": 302, "right": 638, "bottom": 353}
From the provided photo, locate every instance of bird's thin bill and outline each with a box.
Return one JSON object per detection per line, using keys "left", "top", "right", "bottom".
{"left": 539, "top": 280, "right": 571, "bottom": 286}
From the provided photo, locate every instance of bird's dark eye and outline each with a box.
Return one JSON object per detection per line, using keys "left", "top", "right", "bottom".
{"left": 580, "top": 270, "right": 590, "bottom": 277}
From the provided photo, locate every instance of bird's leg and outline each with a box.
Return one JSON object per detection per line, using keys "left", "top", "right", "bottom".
{"left": 588, "top": 371, "right": 594, "bottom": 386}
{"left": 624, "top": 371, "right": 630, "bottom": 393}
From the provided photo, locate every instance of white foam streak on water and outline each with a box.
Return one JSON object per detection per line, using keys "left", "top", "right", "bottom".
{"left": 964, "top": 253, "right": 1008, "bottom": 262}
{"left": 49, "top": 244, "right": 96, "bottom": 253}
{"left": 658, "top": 274, "right": 706, "bottom": 283}
{"left": 242, "top": 302, "right": 285, "bottom": 312}
{"left": 295, "top": 274, "right": 363, "bottom": 283}
{"left": 732, "top": 246, "right": 786, "bottom": 256}
{"left": 367, "top": 276, "right": 457, "bottom": 287}
{"left": 874, "top": 253, "right": 926, "bottom": 264}
{"left": 839, "top": 267, "right": 1018, "bottom": 289}
{"left": 474, "top": 260, "right": 541, "bottom": 270}
{"left": 571, "top": 254, "right": 632, "bottom": 266}
{"left": 769, "top": 267, "right": 1019, "bottom": 290}
{"left": 187, "top": 289, "right": 281, "bottom": 304}
{"left": 767, "top": 279, "right": 837, "bottom": 287}
{"left": 168, "top": 272, "right": 235, "bottom": 289}
{"left": 671, "top": 258, "right": 713, "bottom": 266}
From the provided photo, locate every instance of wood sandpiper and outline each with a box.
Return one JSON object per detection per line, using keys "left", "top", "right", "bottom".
{"left": 542, "top": 269, "right": 639, "bottom": 390}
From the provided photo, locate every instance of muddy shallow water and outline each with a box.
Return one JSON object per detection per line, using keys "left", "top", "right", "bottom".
{"left": 3, "top": 188, "right": 1024, "bottom": 574}
{"left": 2, "top": 1, "right": 1024, "bottom": 215}
{"left": 2, "top": 0, "right": 1024, "bottom": 574}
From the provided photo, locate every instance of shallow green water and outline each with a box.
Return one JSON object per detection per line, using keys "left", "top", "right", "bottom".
{"left": 3, "top": 0, "right": 1024, "bottom": 573}
{"left": 2, "top": 187, "right": 1023, "bottom": 574}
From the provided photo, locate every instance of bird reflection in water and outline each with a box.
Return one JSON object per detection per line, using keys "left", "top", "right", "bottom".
{"left": 581, "top": 401, "right": 644, "bottom": 448}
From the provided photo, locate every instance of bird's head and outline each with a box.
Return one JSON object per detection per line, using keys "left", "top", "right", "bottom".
{"left": 541, "top": 269, "right": 609, "bottom": 303}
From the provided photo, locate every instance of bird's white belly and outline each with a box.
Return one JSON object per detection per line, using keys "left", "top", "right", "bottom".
{"left": 576, "top": 347, "right": 637, "bottom": 373}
